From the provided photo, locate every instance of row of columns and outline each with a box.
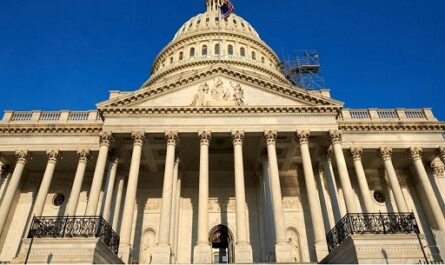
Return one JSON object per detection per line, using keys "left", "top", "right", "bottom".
{"left": 0, "top": 130, "right": 445, "bottom": 264}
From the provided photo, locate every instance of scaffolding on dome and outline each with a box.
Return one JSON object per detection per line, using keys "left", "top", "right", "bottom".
{"left": 280, "top": 50, "right": 326, "bottom": 90}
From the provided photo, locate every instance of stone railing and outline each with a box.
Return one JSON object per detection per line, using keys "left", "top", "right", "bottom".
{"left": 338, "top": 108, "right": 437, "bottom": 122}
{"left": 1, "top": 111, "right": 102, "bottom": 124}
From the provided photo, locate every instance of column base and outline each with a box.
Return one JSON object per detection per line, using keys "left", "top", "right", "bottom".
{"left": 234, "top": 243, "right": 253, "bottom": 263}
{"left": 275, "top": 242, "right": 294, "bottom": 263}
{"left": 151, "top": 245, "right": 171, "bottom": 264}
{"left": 193, "top": 243, "right": 212, "bottom": 264}
{"left": 314, "top": 242, "right": 329, "bottom": 262}
{"left": 118, "top": 244, "right": 132, "bottom": 264}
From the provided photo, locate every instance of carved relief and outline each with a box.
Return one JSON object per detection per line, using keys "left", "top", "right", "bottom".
{"left": 282, "top": 197, "right": 300, "bottom": 211}
{"left": 208, "top": 198, "right": 236, "bottom": 212}
{"left": 191, "top": 78, "right": 245, "bottom": 107}
{"left": 145, "top": 199, "right": 161, "bottom": 212}
{"left": 140, "top": 228, "right": 156, "bottom": 264}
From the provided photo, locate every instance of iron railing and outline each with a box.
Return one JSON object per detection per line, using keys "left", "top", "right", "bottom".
{"left": 326, "top": 212, "right": 419, "bottom": 252}
{"left": 28, "top": 216, "right": 120, "bottom": 254}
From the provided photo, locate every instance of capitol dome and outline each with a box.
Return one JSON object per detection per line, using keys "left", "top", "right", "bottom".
{"left": 144, "top": 0, "right": 289, "bottom": 88}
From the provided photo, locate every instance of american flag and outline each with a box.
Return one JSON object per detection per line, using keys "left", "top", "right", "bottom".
{"left": 220, "top": 0, "right": 235, "bottom": 19}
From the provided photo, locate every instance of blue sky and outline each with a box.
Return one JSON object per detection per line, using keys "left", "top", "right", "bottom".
{"left": 1, "top": 0, "right": 444, "bottom": 120}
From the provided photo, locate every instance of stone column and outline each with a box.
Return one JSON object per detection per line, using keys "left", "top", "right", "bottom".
{"left": 170, "top": 158, "right": 180, "bottom": 262}
{"left": 119, "top": 132, "right": 145, "bottom": 264}
{"left": 65, "top": 150, "right": 91, "bottom": 216}
{"left": 85, "top": 132, "right": 114, "bottom": 216}
{"left": 152, "top": 131, "right": 178, "bottom": 264}
{"left": 329, "top": 130, "right": 358, "bottom": 213}
{"left": 431, "top": 159, "right": 445, "bottom": 207}
{"left": 0, "top": 151, "right": 31, "bottom": 237}
{"left": 349, "top": 147, "right": 374, "bottom": 213}
{"left": 409, "top": 147, "right": 445, "bottom": 232}
{"left": 111, "top": 174, "right": 125, "bottom": 232}
{"left": 296, "top": 131, "right": 327, "bottom": 261}
{"left": 0, "top": 162, "right": 10, "bottom": 205}
{"left": 378, "top": 147, "right": 409, "bottom": 212}
{"left": 264, "top": 130, "right": 293, "bottom": 263}
{"left": 232, "top": 131, "right": 253, "bottom": 263}
{"left": 32, "top": 150, "right": 62, "bottom": 217}
{"left": 320, "top": 147, "right": 342, "bottom": 222}
{"left": 194, "top": 131, "right": 212, "bottom": 264}
{"left": 102, "top": 151, "right": 119, "bottom": 222}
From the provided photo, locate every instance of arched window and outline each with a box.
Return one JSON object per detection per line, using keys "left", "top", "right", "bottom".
{"left": 261, "top": 57, "right": 265, "bottom": 63}
{"left": 190, "top": 47, "right": 195, "bottom": 57}
{"left": 251, "top": 51, "right": 256, "bottom": 60}
{"left": 228, "top": 45, "right": 234, "bottom": 56}
{"left": 202, "top": 45, "right": 208, "bottom": 56}
{"left": 179, "top": 52, "right": 184, "bottom": 61}
{"left": 170, "top": 57, "right": 173, "bottom": 64}
{"left": 240, "top": 47, "right": 246, "bottom": 57}
{"left": 215, "top": 44, "right": 220, "bottom": 55}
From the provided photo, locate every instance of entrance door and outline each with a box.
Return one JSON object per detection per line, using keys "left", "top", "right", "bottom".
{"left": 209, "top": 225, "right": 233, "bottom": 263}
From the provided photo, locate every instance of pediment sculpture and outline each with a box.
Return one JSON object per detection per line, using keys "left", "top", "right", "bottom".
{"left": 191, "top": 78, "right": 246, "bottom": 107}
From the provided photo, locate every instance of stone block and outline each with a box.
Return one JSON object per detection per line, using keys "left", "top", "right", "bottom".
{"left": 275, "top": 242, "right": 293, "bottom": 263}
{"left": 193, "top": 243, "right": 212, "bottom": 264}
{"left": 150, "top": 244, "right": 171, "bottom": 264}
{"left": 234, "top": 243, "right": 253, "bottom": 263}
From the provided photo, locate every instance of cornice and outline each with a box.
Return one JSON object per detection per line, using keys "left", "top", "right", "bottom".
{"left": 338, "top": 121, "right": 445, "bottom": 134}
{"left": 0, "top": 124, "right": 103, "bottom": 136}
{"left": 101, "top": 105, "right": 340, "bottom": 118}
{"left": 99, "top": 66, "right": 342, "bottom": 109}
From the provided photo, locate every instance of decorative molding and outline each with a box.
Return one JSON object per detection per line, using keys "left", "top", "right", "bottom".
{"left": 408, "top": 147, "right": 423, "bottom": 161}
{"left": 77, "top": 150, "right": 91, "bottom": 163}
{"left": 99, "top": 131, "right": 114, "bottom": 147}
{"left": 145, "top": 199, "right": 161, "bottom": 212}
{"left": 264, "top": 130, "right": 277, "bottom": 145}
{"left": 329, "top": 129, "right": 343, "bottom": 145}
{"left": 282, "top": 197, "right": 300, "bottom": 211}
{"left": 165, "top": 131, "right": 179, "bottom": 146}
{"left": 15, "top": 150, "right": 32, "bottom": 165}
{"left": 379, "top": 147, "right": 393, "bottom": 161}
{"left": 231, "top": 131, "right": 244, "bottom": 145}
{"left": 199, "top": 131, "right": 211, "bottom": 146}
{"left": 46, "top": 150, "right": 62, "bottom": 163}
{"left": 0, "top": 125, "right": 102, "bottom": 136}
{"left": 339, "top": 122, "right": 445, "bottom": 134}
{"left": 295, "top": 130, "right": 310, "bottom": 145}
{"left": 349, "top": 147, "right": 363, "bottom": 161}
{"left": 132, "top": 131, "right": 146, "bottom": 147}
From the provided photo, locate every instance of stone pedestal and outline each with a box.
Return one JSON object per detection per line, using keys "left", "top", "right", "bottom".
{"left": 150, "top": 245, "right": 171, "bottom": 264}
{"left": 118, "top": 244, "right": 132, "bottom": 264}
{"left": 193, "top": 243, "right": 212, "bottom": 264}
{"left": 13, "top": 238, "right": 123, "bottom": 264}
{"left": 234, "top": 243, "right": 253, "bottom": 263}
{"left": 314, "top": 242, "right": 329, "bottom": 262}
{"left": 274, "top": 242, "right": 293, "bottom": 263}
{"left": 321, "top": 234, "right": 429, "bottom": 264}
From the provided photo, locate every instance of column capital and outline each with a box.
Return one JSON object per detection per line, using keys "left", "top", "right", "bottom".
{"left": 379, "top": 147, "right": 393, "bottom": 161}
{"left": 46, "top": 150, "right": 62, "bottom": 163}
{"left": 264, "top": 130, "right": 277, "bottom": 145}
{"left": 132, "top": 131, "right": 146, "bottom": 147}
{"left": 77, "top": 149, "right": 91, "bottom": 163}
{"left": 431, "top": 160, "right": 445, "bottom": 177}
{"left": 199, "top": 131, "right": 212, "bottom": 146}
{"left": 15, "top": 150, "right": 32, "bottom": 165}
{"left": 295, "top": 130, "right": 310, "bottom": 145}
{"left": 329, "top": 129, "right": 343, "bottom": 145}
{"left": 99, "top": 131, "right": 114, "bottom": 147}
{"left": 319, "top": 146, "right": 333, "bottom": 161}
{"left": 231, "top": 131, "right": 244, "bottom": 145}
{"left": 349, "top": 147, "right": 363, "bottom": 161}
{"left": 408, "top": 147, "right": 423, "bottom": 161}
{"left": 165, "top": 131, "right": 179, "bottom": 146}
{"left": 439, "top": 146, "right": 445, "bottom": 161}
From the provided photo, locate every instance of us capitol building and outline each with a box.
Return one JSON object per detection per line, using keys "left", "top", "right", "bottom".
{"left": 1, "top": 0, "right": 445, "bottom": 264}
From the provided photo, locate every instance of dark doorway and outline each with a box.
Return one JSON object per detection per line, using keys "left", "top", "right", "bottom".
{"left": 209, "top": 225, "right": 233, "bottom": 263}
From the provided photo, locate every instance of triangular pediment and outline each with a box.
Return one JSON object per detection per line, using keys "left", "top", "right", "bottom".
{"left": 97, "top": 66, "right": 343, "bottom": 110}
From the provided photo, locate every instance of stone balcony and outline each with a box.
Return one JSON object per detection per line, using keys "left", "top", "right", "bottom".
{"left": 1, "top": 111, "right": 102, "bottom": 124}
{"left": 338, "top": 108, "right": 437, "bottom": 122}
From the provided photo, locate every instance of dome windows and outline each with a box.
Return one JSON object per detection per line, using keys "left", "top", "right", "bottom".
{"left": 261, "top": 57, "right": 265, "bottom": 63}
{"left": 190, "top": 47, "right": 195, "bottom": 57}
{"left": 251, "top": 51, "right": 256, "bottom": 60}
{"left": 240, "top": 47, "right": 246, "bottom": 57}
{"left": 228, "top": 45, "right": 234, "bottom": 56}
{"left": 215, "top": 44, "right": 220, "bottom": 55}
{"left": 202, "top": 45, "right": 208, "bottom": 56}
{"left": 179, "top": 51, "right": 184, "bottom": 61}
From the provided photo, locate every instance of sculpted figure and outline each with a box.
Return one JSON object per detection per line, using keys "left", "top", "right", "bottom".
{"left": 211, "top": 78, "right": 230, "bottom": 101}
{"left": 231, "top": 82, "right": 245, "bottom": 106}
{"left": 141, "top": 229, "right": 156, "bottom": 264}
{"left": 191, "top": 82, "right": 209, "bottom": 107}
